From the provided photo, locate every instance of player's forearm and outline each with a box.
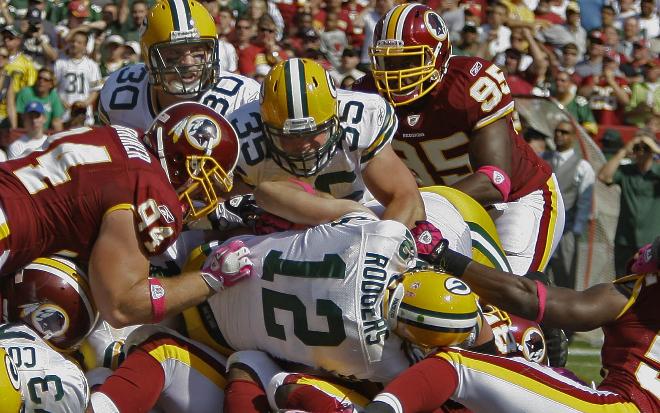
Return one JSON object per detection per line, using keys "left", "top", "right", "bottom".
{"left": 451, "top": 173, "right": 504, "bottom": 205}
{"left": 460, "top": 261, "right": 540, "bottom": 321}
{"left": 102, "top": 272, "right": 211, "bottom": 328}
{"left": 380, "top": 194, "right": 425, "bottom": 228}
{"left": 598, "top": 151, "right": 625, "bottom": 184}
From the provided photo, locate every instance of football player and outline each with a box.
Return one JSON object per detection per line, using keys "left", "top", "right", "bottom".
{"left": 98, "top": 0, "right": 260, "bottom": 130}
{"left": 363, "top": 237, "right": 660, "bottom": 413}
{"left": 226, "top": 57, "right": 427, "bottom": 231}
{"left": 0, "top": 323, "right": 89, "bottom": 412}
{"left": 354, "top": 3, "right": 565, "bottom": 275}
{"left": 0, "top": 102, "right": 252, "bottom": 328}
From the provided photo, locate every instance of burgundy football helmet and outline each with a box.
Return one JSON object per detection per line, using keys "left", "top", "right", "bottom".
{"left": 369, "top": 3, "right": 452, "bottom": 106}
{"left": 1, "top": 256, "right": 99, "bottom": 352}
{"left": 483, "top": 305, "right": 548, "bottom": 364}
{"left": 143, "top": 101, "right": 240, "bottom": 221}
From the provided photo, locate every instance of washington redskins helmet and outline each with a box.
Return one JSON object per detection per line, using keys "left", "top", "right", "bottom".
{"left": 370, "top": 3, "right": 451, "bottom": 106}
{"left": 1, "top": 256, "right": 98, "bottom": 352}
{"left": 483, "top": 305, "right": 547, "bottom": 364}
{"left": 387, "top": 270, "right": 480, "bottom": 349}
{"left": 0, "top": 347, "right": 23, "bottom": 412}
{"left": 260, "top": 58, "right": 343, "bottom": 177}
{"left": 141, "top": 0, "right": 219, "bottom": 96}
{"left": 144, "top": 101, "right": 239, "bottom": 221}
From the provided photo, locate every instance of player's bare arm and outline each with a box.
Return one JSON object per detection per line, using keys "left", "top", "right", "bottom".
{"left": 254, "top": 180, "right": 375, "bottom": 226}
{"left": 458, "top": 260, "right": 628, "bottom": 331}
{"left": 90, "top": 209, "right": 213, "bottom": 328}
{"left": 451, "top": 117, "right": 513, "bottom": 205}
{"left": 363, "top": 145, "right": 425, "bottom": 228}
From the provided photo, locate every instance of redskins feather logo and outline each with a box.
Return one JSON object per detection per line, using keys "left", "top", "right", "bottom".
{"left": 169, "top": 115, "right": 222, "bottom": 154}
{"left": 23, "top": 303, "right": 70, "bottom": 340}
{"left": 424, "top": 11, "right": 448, "bottom": 42}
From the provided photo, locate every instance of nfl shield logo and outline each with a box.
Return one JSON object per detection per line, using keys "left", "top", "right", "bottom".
{"left": 407, "top": 114, "right": 421, "bottom": 126}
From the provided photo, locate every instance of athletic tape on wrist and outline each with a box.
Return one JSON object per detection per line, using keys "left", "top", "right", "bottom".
{"left": 440, "top": 249, "right": 472, "bottom": 277}
{"left": 534, "top": 280, "right": 547, "bottom": 324}
{"left": 476, "top": 166, "right": 511, "bottom": 202}
{"left": 148, "top": 277, "right": 166, "bottom": 323}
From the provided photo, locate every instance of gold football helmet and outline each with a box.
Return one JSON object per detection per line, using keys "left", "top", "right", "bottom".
{"left": 141, "top": 0, "right": 219, "bottom": 96}
{"left": 387, "top": 270, "right": 479, "bottom": 349}
{"left": 260, "top": 58, "right": 342, "bottom": 177}
{"left": 0, "top": 347, "right": 23, "bottom": 412}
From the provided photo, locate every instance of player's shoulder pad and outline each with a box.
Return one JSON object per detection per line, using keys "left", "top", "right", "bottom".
{"left": 217, "top": 70, "right": 261, "bottom": 98}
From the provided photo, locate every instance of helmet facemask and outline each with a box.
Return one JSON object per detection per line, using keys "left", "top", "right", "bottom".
{"left": 179, "top": 155, "right": 234, "bottom": 221}
{"left": 370, "top": 43, "right": 441, "bottom": 106}
{"left": 148, "top": 38, "right": 219, "bottom": 97}
{"left": 264, "top": 116, "right": 342, "bottom": 177}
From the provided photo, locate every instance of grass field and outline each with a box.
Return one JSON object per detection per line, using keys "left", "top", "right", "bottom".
{"left": 566, "top": 339, "right": 603, "bottom": 386}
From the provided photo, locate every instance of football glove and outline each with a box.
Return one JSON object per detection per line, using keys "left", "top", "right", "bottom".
{"left": 209, "top": 194, "right": 261, "bottom": 230}
{"left": 630, "top": 236, "right": 660, "bottom": 274}
{"left": 411, "top": 220, "right": 444, "bottom": 260}
{"left": 200, "top": 240, "right": 253, "bottom": 293}
{"left": 543, "top": 327, "right": 569, "bottom": 368}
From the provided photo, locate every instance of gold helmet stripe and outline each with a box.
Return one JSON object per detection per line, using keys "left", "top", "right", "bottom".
{"left": 168, "top": 0, "right": 193, "bottom": 32}
{"left": 383, "top": 4, "right": 413, "bottom": 41}
{"left": 283, "top": 59, "right": 309, "bottom": 120}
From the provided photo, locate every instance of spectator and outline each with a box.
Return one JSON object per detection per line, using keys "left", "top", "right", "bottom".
{"left": 620, "top": 17, "right": 642, "bottom": 59}
{"left": 328, "top": 47, "right": 364, "bottom": 86}
{"left": 615, "top": 0, "right": 640, "bottom": 29}
{"left": 577, "top": 0, "right": 607, "bottom": 32}
{"left": 598, "top": 129, "right": 660, "bottom": 276}
{"left": 0, "top": 0, "right": 13, "bottom": 28}
{"left": 480, "top": 2, "right": 512, "bottom": 59}
{"left": 439, "top": 0, "right": 465, "bottom": 43}
{"left": 638, "top": 0, "right": 659, "bottom": 40}
{"left": 248, "top": 0, "right": 285, "bottom": 40}
{"left": 501, "top": 0, "right": 535, "bottom": 24}
{"left": 233, "top": 16, "right": 257, "bottom": 76}
{"left": 543, "top": 120, "right": 595, "bottom": 294}
{"left": 360, "top": 0, "right": 394, "bottom": 70}
{"left": 15, "top": 67, "right": 64, "bottom": 132}
{"left": 98, "top": 35, "right": 129, "bottom": 77}
{"left": 580, "top": 50, "right": 631, "bottom": 126}
{"left": 534, "top": 0, "right": 564, "bottom": 25}
{"left": 216, "top": 5, "right": 235, "bottom": 41}
{"left": 501, "top": 48, "right": 534, "bottom": 94}
{"left": 0, "top": 118, "right": 12, "bottom": 161}
{"left": 6, "top": 101, "right": 47, "bottom": 160}
{"left": 625, "top": 61, "right": 660, "bottom": 128}
{"left": 557, "top": 42, "right": 582, "bottom": 84}
{"left": 599, "top": 4, "right": 617, "bottom": 30}
{"left": 119, "top": 0, "right": 148, "bottom": 43}
{"left": 285, "top": 11, "right": 315, "bottom": 54}
{"left": 620, "top": 39, "right": 655, "bottom": 84}
{"left": 54, "top": 31, "right": 102, "bottom": 126}
{"left": 602, "top": 26, "right": 625, "bottom": 61}
{"left": 600, "top": 128, "right": 624, "bottom": 160}
{"left": 99, "top": 2, "right": 124, "bottom": 37}
{"left": 553, "top": 70, "right": 598, "bottom": 135}
{"left": 523, "top": 127, "right": 549, "bottom": 155}
{"left": 453, "top": 22, "right": 483, "bottom": 57}
{"left": 21, "top": 6, "right": 58, "bottom": 68}
{"left": 249, "top": 15, "right": 288, "bottom": 77}
{"left": 575, "top": 30, "right": 606, "bottom": 79}
{"left": 2, "top": 26, "right": 37, "bottom": 96}
{"left": 320, "top": 11, "right": 348, "bottom": 69}
{"left": 562, "top": 2, "right": 586, "bottom": 60}
{"left": 0, "top": 46, "right": 17, "bottom": 129}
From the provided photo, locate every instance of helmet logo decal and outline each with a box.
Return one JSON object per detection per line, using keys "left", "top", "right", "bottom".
{"left": 425, "top": 11, "right": 448, "bottom": 42}
{"left": 169, "top": 115, "right": 221, "bottom": 153}
{"left": 326, "top": 71, "right": 337, "bottom": 99}
{"left": 444, "top": 278, "right": 472, "bottom": 295}
{"left": 521, "top": 328, "right": 546, "bottom": 362}
{"left": 23, "top": 303, "right": 69, "bottom": 340}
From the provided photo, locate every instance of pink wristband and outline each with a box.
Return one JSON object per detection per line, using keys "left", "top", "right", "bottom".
{"left": 534, "top": 280, "right": 547, "bottom": 324}
{"left": 148, "top": 277, "right": 166, "bottom": 323}
{"left": 476, "top": 166, "right": 512, "bottom": 202}
{"left": 288, "top": 178, "right": 316, "bottom": 194}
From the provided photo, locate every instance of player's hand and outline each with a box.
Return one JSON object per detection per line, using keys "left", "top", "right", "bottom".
{"left": 630, "top": 237, "right": 660, "bottom": 274}
{"left": 210, "top": 194, "right": 261, "bottom": 230}
{"left": 411, "top": 220, "right": 444, "bottom": 261}
{"left": 200, "top": 240, "right": 253, "bottom": 293}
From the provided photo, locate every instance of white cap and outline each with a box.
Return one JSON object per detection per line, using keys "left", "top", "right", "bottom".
{"left": 125, "top": 40, "right": 141, "bottom": 55}
{"left": 103, "top": 34, "right": 125, "bottom": 46}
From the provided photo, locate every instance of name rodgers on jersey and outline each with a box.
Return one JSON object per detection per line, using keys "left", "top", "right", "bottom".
{"left": 361, "top": 252, "right": 392, "bottom": 346}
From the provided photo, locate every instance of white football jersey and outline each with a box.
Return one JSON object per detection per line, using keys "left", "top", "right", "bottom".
{"left": 78, "top": 320, "right": 140, "bottom": 371}
{"left": 229, "top": 89, "right": 397, "bottom": 202}
{"left": 53, "top": 56, "right": 102, "bottom": 125}
{"left": 98, "top": 63, "right": 260, "bottom": 130}
{"left": 0, "top": 323, "right": 88, "bottom": 413}
{"left": 206, "top": 214, "right": 414, "bottom": 383}
{"left": 365, "top": 191, "right": 473, "bottom": 257}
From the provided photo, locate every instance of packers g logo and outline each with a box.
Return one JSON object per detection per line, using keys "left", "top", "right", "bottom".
{"left": 444, "top": 277, "right": 471, "bottom": 295}
{"left": 424, "top": 11, "right": 448, "bottom": 42}
{"left": 4, "top": 354, "right": 21, "bottom": 391}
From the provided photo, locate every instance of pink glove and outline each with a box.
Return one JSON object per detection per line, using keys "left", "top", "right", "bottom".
{"left": 411, "top": 220, "right": 444, "bottom": 259}
{"left": 630, "top": 238, "right": 660, "bottom": 274}
{"left": 200, "top": 240, "right": 253, "bottom": 292}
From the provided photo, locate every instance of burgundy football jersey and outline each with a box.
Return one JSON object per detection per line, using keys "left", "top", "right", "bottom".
{"left": 0, "top": 125, "right": 183, "bottom": 276}
{"left": 599, "top": 274, "right": 660, "bottom": 412}
{"left": 355, "top": 56, "right": 551, "bottom": 201}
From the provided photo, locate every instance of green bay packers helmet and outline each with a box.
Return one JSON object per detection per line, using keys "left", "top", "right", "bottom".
{"left": 260, "top": 58, "right": 343, "bottom": 177}
{"left": 0, "top": 347, "right": 23, "bottom": 412}
{"left": 388, "top": 270, "right": 479, "bottom": 348}
{"left": 141, "top": 0, "right": 219, "bottom": 96}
